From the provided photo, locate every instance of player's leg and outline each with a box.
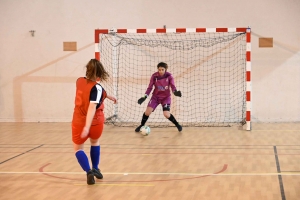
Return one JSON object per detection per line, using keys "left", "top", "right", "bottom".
{"left": 164, "top": 111, "right": 182, "bottom": 132}
{"left": 73, "top": 143, "right": 95, "bottom": 185}
{"left": 89, "top": 138, "right": 103, "bottom": 179}
{"left": 89, "top": 121, "right": 104, "bottom": 179}
{"left": 135, "top": 106, "right": 153, "bottom": 132}
{"left": 162, "top": 97, "right": 182, "bottom": 132}
{"left": 164, "top": 110, "right": 183, "bottom": 132}
{"left": 72, "top": 124, "right": 95, "bottom": 185}
{"left": 73, "top": 143, "right": 91, "bottom": 173}
{"left": 135, "top": 96, "right": 158, "bottom": 132}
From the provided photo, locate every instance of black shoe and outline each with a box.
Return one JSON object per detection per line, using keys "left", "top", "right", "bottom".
{"left": 135, "top": 125, "right": 143, "bottom": 132}
{"left": 92, "top": 168, "right": 103, "bottom": 179}
{"left": 176, "top": 124, "right": 182, "bottom": 132}
{"left": 87, "top": 170, "right": 95, "bottom": 185}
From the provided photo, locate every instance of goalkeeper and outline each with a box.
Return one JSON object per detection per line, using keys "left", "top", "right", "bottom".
{"left": 135, "top": 62, "right": 182, "bottom": 132}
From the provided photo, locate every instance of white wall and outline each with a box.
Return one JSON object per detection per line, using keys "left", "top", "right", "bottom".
{"left": 0, "top": 0, "right": 299, "bottom": 122}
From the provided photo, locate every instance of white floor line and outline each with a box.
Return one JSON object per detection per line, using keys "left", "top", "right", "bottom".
{"left": 0, "top": 171, "right": 300, "bottom": 176}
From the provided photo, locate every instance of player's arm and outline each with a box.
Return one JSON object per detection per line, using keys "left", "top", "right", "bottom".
{"left": 145, "top": 74, "right": 155, "bottom": 96}
{"left": 137, "top": 75, "right": 154, "bottom": 104}
{"left": 137, "top": 94, "right": 148, "bottom": 105}
{"left": 107, "top": 95, "right": 117, "bottom": 104}
{"left": 169, "top": 75, "right": 182, "bottom": 97}
{"left": 81, "top": 102, "right": 97, "bottom": 138}
{"left": 173, "top": 90, "right": 182, "bottom": 97}
{"left": 81, "top": 85, "right": 102, "bottom": 138}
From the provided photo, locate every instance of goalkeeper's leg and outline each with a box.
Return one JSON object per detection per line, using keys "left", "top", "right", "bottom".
{"left": 163, "top": 110, "right": 182, "bottom": 132}
{"left": 135, "top": 107, "right": 153, "bottom": 132}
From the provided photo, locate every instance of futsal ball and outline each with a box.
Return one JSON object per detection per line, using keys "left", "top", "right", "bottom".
{"left": 140, "top": 126, "right": 151, "bottom": 136}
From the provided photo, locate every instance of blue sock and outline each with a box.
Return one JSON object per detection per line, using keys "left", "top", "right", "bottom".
{"left": 90, "top": 146, "right": 100, "bottom": 169}
{"left": 75, "top": 150, "right": 91, "bottom": 173}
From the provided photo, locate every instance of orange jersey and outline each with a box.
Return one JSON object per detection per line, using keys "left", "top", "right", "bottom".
{"left": 72, "top": 77, "right": 106, "bottom": 126}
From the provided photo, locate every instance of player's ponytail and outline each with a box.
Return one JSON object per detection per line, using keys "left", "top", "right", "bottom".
{"left": 86, "top": 59, "right": 109, "bottom": 81}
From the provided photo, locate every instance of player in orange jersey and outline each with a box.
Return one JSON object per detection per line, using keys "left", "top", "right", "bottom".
{"left": 72, "top": 59, "right": 117, "bottom": 185}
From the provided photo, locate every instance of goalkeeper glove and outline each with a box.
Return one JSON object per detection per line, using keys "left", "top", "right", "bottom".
{"left": 138, "top": 95, "right": 147, "bottom": 105}
{"left": 173, "top": 90, "right": 182, "bottom": 97}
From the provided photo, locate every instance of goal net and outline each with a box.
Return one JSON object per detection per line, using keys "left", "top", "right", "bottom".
{"left": 95, "top": 28, "right": 250, "bottom": 128}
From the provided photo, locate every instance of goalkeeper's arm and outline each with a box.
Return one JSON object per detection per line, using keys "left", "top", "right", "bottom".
{"left": 173, "top": 90, "right": 182, "bottom": 97}
{"left": 137, "top": 94, "right": 148, "bottom": 105}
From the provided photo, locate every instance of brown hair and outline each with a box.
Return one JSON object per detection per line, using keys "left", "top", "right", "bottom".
{"left": 157, "top": 62, "right": 168, "bottom": 70}
{"left": 86, "top": 59, "right": 109, "bottom": 81}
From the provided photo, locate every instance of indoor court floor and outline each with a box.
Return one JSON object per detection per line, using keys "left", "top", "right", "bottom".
{"left": 0, "top": 122, "right": 300, "bottom": 200}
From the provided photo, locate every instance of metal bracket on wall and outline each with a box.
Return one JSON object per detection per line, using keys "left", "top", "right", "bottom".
{"left": 29, "top": 30, "right": 35, "bottom": 37}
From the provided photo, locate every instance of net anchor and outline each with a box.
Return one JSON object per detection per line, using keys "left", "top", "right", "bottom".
{"left": 109, "top": 27, "right": 116, "bottom": 35}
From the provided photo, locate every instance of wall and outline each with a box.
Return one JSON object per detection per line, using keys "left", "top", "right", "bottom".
{"left": 0, "top": 0, "right": 299, "bottom": 122}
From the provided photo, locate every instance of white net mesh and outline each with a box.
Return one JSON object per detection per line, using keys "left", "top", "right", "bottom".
{"left": 98, "top": 31, "right": 247, "bottom": 127}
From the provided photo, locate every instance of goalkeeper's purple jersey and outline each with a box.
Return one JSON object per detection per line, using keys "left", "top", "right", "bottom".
{"left": 145, "top": 72, "right": 177, "bottom": 98}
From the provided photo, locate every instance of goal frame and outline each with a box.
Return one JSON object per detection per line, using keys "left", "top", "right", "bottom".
{"left": 94, "top": 27, "right": 251, "bottom": 130}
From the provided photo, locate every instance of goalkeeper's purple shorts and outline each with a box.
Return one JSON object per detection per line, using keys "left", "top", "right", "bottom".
{"left": 147, "top": 95, "right": 171, "bottom": 111}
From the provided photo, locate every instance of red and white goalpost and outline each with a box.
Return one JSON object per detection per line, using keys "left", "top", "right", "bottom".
{"left": 94, "top": 27, "right": 251, "bottom": 130}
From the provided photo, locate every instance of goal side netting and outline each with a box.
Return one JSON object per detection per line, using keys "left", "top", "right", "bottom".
{"left": 96, "top": 29, "right": 249, "bottom": 128}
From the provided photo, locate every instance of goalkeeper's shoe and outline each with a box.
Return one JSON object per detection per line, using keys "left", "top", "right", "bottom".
{"left": 176, "top": 124, "right": 182, "bottom": 132}
{"left": 135, "top": 125, "right": 143, "bottom": 132}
